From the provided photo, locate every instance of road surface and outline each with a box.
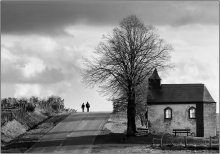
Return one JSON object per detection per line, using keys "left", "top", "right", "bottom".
{"left": 26, "top": 112, "right": 110, "bottom": 153}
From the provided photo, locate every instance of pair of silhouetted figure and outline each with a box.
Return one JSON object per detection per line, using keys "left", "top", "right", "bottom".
{"left": 81, "top": 102, "right": 90, "bottom": 112}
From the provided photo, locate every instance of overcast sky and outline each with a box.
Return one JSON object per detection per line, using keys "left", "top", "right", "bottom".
{"left": 1, "top": 1, "right": 219, "bottom": 112}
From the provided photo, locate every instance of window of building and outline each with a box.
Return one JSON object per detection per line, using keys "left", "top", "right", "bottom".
{"left": 189, "top": 107, "right": 196, "bottom": 119}
{"left": 164, "top": 107, "right": 172, "bottom": 119}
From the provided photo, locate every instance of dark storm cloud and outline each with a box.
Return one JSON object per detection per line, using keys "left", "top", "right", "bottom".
{"left": 2, "top": 1, "right": 218, "bottom": 35}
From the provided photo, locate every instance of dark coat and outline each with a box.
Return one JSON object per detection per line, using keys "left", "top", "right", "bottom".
{"left": 86, "top": 102, "right": 90, "bottom": 108}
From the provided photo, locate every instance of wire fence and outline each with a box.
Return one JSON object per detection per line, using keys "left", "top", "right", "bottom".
{"left": 152, "top": 133, "right": 219, "bottom": 149}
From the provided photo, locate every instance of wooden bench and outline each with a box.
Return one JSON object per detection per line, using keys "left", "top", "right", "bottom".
{"left": 173, "top": 129, "right": 190, "bottom": 136}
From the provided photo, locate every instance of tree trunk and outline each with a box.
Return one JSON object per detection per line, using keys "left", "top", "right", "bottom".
{"left": 126, "top": 84, "right": 136, "bottom": 136}
{"left": 145, "top": 110, "right": 148, "bottom": 128}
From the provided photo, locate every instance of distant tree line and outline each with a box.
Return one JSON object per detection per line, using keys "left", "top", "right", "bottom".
{"left": 1, "top": 96, "right": 64, "bottom": 112}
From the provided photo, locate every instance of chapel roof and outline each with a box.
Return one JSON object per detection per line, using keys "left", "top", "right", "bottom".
{"left": 148, "top": 84, "right": 215, "bottom": 103}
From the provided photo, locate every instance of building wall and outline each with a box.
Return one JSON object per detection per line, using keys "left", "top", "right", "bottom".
{"left": 217, "top": 113, "right": 220, "bottom": 136}
{"left": 203, "top": 103, "right": 216, "bottom": 137}
{"left": 148, "top": 104, "right": 197, "bottom": 135}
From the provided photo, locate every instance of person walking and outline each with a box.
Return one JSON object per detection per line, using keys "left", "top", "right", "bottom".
{"left": 81, "top": 103, "right": 85, "bottom": 112}
{"left": 86, "top": 102, "right": 90, "bottom": 112}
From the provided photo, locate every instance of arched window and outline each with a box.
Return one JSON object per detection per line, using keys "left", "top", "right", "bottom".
{"left": 164, "top": 107, "right": 172, "bottom": 120}
{"left": 189, "top": 107, "right": 196, "bottom": 119}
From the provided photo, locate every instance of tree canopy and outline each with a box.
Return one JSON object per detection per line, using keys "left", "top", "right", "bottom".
{"left": 83, "top": 15, "right": 173, "bottom": 136}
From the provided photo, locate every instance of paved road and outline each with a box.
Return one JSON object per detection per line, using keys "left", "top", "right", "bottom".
{"left": 26, "top": 112, "right": 110, "bottom": 153}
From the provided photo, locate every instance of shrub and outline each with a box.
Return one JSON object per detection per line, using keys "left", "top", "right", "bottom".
{"left": 51, "top": 104, "right": 59, "bottom": 112}
{"left": 26, "top": 103, "right": 35, "bottom": 112}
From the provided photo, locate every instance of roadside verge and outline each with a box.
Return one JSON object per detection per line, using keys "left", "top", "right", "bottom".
{"left": 1, "top": 112, "right": 71, "bottom": 153}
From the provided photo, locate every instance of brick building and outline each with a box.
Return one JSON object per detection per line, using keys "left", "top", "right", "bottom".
{"left": 147, "top": 69, "right": 216, "bottom": 137}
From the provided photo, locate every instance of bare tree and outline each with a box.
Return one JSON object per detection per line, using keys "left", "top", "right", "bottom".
{"left": 112, "top": 96, "right": 127, "bottom": 113}
{"left": 112, "top": 78, "right": 148, "bottom": 127}
{"left": 135, "top": 78, "right": 149, "bottom": 126}
{"left": 83, "top": 15, "right": 173, "bottom": 136}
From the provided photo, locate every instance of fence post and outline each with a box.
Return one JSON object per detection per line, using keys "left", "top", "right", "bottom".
{"left": 209, "top": 136, "right": 212, "bottom": 149}
{"left": 184, "top": 136, "right": 187, "bottom": 147}
{"left": 160, "top": 138, "right": 163, "bottom": 147}
{"left": 152, "top": 139, "right": 154, "bottom": 146}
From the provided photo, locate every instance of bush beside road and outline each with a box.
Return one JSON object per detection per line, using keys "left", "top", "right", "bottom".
{"left": 1, "top": 96, "right": 76, "bottom": 152}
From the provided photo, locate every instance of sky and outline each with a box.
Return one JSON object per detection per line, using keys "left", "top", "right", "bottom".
{"left": 1, "top": 1, "right": 219, "bottom": 112}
